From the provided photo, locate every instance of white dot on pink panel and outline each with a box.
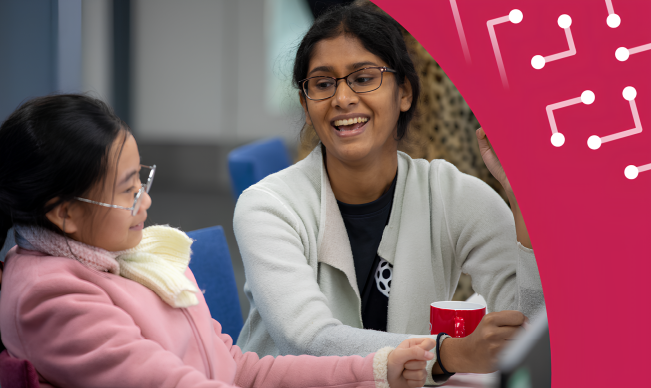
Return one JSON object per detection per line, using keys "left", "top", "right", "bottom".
{"left": 623, "top": 87, "right": 637, "bottom": 101}
{"left": 557, "top": 14, "right": 572, "bottom": 29}
{"left": 531, "top": 55, "right": 545, "bottom": 69}
{"left": 509, "top": 9, "right": 523, "bottom": 24}
{"left": 551, "top": 133, "right": 565, "bottom": 147}
{"left": 581, "top": 90, "right": 595, "bottom": 105}
{"left": 607, "top": 14, "right": 621, "bottom": 28}
{"left": 587, "top": 135, "right": 601, "bottom": 150}
{"left": 615, "top": 47, "right": 629, "bottom": 61}
{"left": 625, "top": 165, "right": 639, "bottom": 180}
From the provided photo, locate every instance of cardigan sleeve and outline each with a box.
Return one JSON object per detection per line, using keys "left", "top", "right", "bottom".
{"left": 433, "top": 161, "right": 545, "bottom": 318}
{"left": 8, "top": 268, "right": 236, "bottom": 388}
{"left": 233, "top": 187, "right": 410, "bottom": 357}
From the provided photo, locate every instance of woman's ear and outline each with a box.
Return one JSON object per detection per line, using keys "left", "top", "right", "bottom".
{"left": 399, "top": 77, "right": 413, "bottom": 112}
{"left": 45, "top": 199, "right": 79, "bottom": 234}
{"left": 299, "top": 91, "right": 313, "bottom": 126}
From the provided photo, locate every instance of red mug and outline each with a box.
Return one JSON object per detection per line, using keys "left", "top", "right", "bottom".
{"left": 430, "top": 301, "right": 486, "bottom": 338}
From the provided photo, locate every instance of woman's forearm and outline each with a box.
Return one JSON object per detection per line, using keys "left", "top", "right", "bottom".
{"left": 506, "top": 192, "right": 532, "bottom": 249}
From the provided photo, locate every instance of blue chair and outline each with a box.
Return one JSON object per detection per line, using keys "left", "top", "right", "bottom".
{"left": 228, "top": 137, "right": 292, "bottom": 200}
{"left": 187, "top": 226, "right": 243, "bottom": 342}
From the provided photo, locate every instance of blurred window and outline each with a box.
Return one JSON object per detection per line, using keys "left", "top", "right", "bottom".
{"left": 264, "top": 0, "right": 314, "bottom": 115}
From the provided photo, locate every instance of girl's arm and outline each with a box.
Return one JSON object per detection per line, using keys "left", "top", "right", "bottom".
{"left": 223, "top": 323, "right": 437, "bottom": 388}
{"left": 226, "top": 321, "right": 379, "bottom": 388}
{"left": 9, "top": 268, "right": 235, "bottom": 388}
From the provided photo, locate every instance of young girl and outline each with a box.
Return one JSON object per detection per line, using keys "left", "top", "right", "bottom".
{"left": 0, "top": 94, "right": 435, "bottom": 388}
{"left": 233, "top": 3, "right": 543, "bottom": 381}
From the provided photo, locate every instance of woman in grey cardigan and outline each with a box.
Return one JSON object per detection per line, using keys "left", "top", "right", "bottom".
{"left": 233, "top": 4, "right": 544, "bottom": 383}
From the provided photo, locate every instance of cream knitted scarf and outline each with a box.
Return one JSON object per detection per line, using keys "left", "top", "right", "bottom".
{"left": 13, "top": 224, "right": 199, "bottom": 308}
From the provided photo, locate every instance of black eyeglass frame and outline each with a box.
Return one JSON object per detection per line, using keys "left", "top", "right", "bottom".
{"left": 299, "top": 66, "right": 398, "bottom": 101}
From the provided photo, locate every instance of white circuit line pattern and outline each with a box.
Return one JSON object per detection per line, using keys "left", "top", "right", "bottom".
{"left": 486, "top": 9, "right": 522, "bottom": 89}
{"left": 546, "top": 90, "right": 595, "bottom": 148}
{"left": 531, "top": 15, "right": 577, "bottom": 70}
{"left": 587, "top": 87, "right": 642, "bottom": 150}
{"left": 474, "top": 0, "right": 651, "bottom": 179}
{"left": 452, "top": 2, "right": 648, "bottom": 179}
{"left": 450, "top": 0, "right": 471, "bottom": 64}
{"left": 605, "top": 0, "right": 621, "bottom": 28}
{"left": 615, "top": 43, "right": 651, "bottom": 62}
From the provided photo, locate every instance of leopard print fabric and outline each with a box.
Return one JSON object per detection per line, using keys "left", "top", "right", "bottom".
{"left": 296, "top": 0, "right": 510, "bottom": 301}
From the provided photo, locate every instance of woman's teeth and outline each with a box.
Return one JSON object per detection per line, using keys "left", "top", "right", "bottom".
{"left": 334, "top": 117, "right": 368, "bottom": 127}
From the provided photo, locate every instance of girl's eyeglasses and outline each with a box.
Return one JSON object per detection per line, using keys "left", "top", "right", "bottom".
{"left": 75, "top": 165, "right": 156, "bottom": 216}
{"left": 299, "top": 66, "right": 397, "bottom": 101}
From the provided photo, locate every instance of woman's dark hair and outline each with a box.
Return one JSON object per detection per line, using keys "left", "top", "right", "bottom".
{"left": 0, "top": 94, "right": 130, "bottom": 248}
{"left": 293, "top": 3, "right": 420, "bottom": 141}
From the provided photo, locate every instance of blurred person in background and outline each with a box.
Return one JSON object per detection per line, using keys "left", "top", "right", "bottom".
{"left": 233, "top": 3, "right": 544, "bottom": 383}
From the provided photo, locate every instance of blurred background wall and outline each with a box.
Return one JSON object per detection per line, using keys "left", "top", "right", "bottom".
{"left": 0, "top": 0, "right": 320, "bottom": 319}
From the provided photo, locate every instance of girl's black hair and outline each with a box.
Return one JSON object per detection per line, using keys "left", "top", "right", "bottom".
{"left": 0, "top": 94, "right": 130, "bottom": 248}
{"left": 293, "top": 3, "right": 420, "bottom": 140}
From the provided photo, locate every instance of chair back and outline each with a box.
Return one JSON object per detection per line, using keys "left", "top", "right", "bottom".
{"left": 0, "top": 350, "right": 39, "bottom": 388}
{"left": 228, "top": 137, "right": 291, "bottom": 200}
{"left": 187, "top": 226, "right": 243, "bottom": 342}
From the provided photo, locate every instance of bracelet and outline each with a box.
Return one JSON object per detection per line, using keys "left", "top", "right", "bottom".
{"left": 435, "top": 333, "right": 455, "bottom": 377}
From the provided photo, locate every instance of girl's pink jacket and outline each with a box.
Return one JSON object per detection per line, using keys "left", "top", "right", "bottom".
{"left": 0, "top": 247, "right": 383, "bottom": 388}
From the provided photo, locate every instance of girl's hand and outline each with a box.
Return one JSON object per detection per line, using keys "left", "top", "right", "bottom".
{"left": 476, "top": 127, "right": 512, "bottom": 195}
{"left": 440, "top": 311, "right": 526, "bottom": 373}
{"left": 387, "top": 337, "right": 436, "bottom": 388}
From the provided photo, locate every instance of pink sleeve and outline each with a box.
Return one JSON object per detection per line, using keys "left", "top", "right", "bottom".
{"left": 211, "top": 321, "right": 379, "bottom": 388}
{"left": 13, "top": 271, "right": 232, "bottom": 388}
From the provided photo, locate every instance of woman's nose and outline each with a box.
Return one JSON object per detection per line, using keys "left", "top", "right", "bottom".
{"left": 332, "top": 79, "right": 358, "bottom": 107}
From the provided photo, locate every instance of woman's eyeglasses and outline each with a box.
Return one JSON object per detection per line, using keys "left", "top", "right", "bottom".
{"left": 299, "top": 66, "right": 397, "bottom": 101}
{"left": 75, "top": 165, "right": 156, "bottom": 216}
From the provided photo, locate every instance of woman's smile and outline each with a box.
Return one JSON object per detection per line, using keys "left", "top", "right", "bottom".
{"left": 331, "top": 114, "right": 370, "bottom": 137}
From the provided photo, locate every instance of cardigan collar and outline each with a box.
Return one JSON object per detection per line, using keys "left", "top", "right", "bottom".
{"left": 313, "top": 145, "right": 409, "bottom": 299}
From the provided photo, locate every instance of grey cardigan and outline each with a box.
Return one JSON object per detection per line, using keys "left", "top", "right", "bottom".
{"left": 233, "top": 145, "right": 544, "bottom": 360}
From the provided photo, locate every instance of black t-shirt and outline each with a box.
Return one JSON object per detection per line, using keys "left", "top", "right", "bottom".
{"left": 336, "top": 173, "right": 397, "bottom": 332}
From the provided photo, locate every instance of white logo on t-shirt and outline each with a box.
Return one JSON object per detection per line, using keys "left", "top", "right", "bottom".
{"left": 374, "top": 259, "right": 393, "bottom": 297}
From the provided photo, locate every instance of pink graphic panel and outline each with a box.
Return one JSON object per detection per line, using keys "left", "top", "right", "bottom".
{"left": 449, "top": 0, "right": 471, "bottom": 64}
{"left": 372, "top": 1, "right": 651, "bottom": 386}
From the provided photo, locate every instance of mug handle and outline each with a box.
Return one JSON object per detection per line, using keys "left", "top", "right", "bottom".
{"left": 454, "top": 316, "right": 465, "bottom": 338}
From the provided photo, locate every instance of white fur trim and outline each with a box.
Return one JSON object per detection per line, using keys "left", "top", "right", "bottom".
{"left": 373, "top": 346, "right": 394, "bottom": 388}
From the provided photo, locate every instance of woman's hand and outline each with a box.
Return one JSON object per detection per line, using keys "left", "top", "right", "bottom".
{"left": 476, "top": 127, "right": 511, "bottom": 194}
{"left": 387, "top": 337, "right": 436, "bottom": 388}
{"left": 438, "top": 311, "right": 526, "bottom": 373}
